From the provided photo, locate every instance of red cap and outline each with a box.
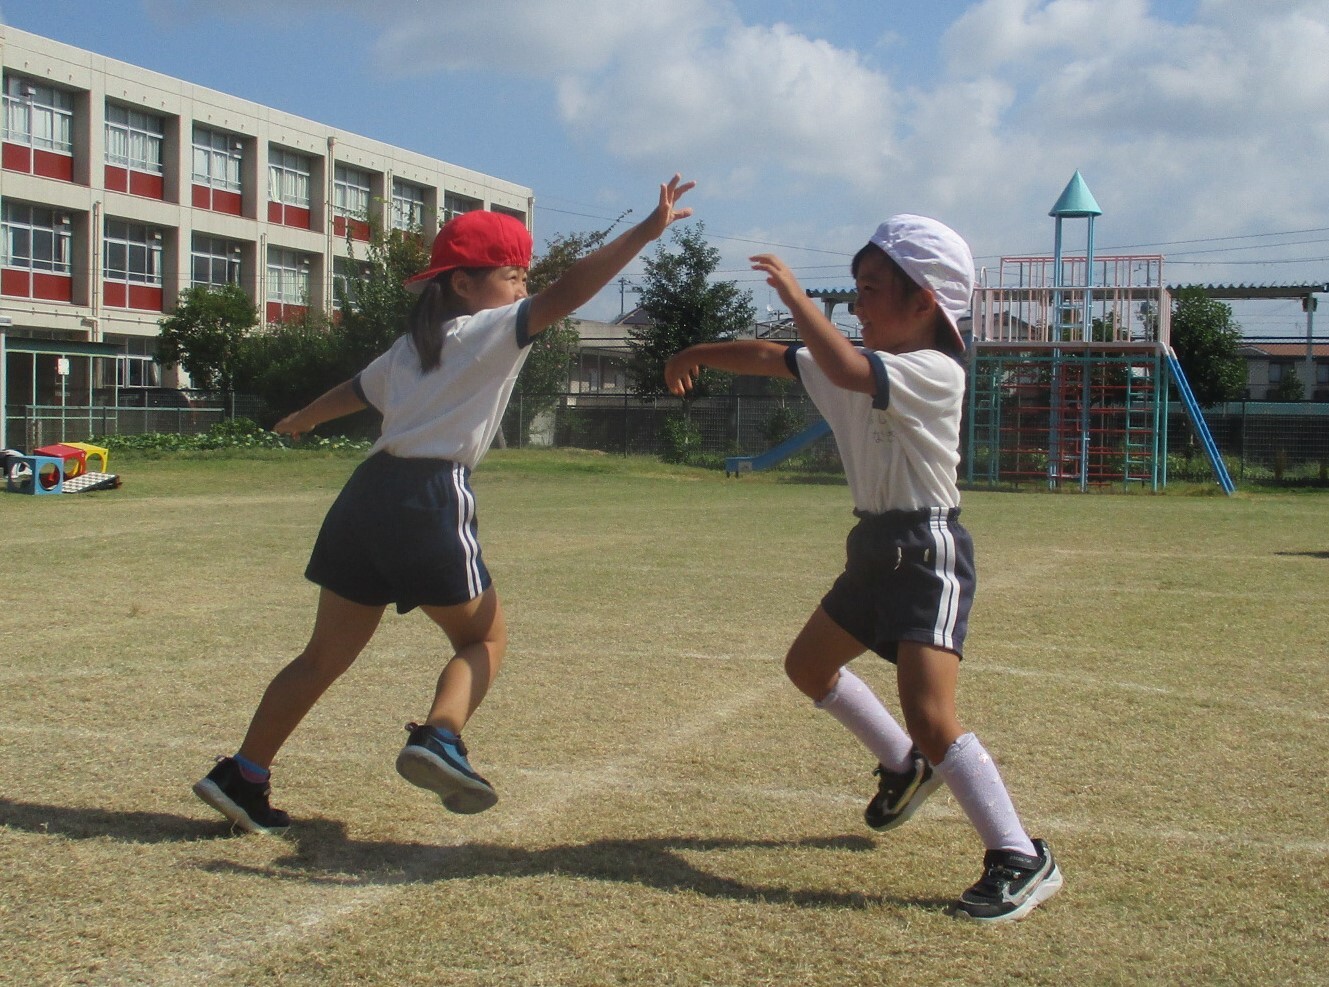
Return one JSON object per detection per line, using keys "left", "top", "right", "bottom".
{"left": 405, "top": 210, "right": 533, "bottom": 293}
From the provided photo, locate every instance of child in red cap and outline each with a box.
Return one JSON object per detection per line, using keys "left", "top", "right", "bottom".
{"left": 195, "top": 175, "right": 695, "bottom": 834}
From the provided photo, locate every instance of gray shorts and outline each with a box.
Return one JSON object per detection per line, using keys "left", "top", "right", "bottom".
{"left": 821, "top": 507, "right": 975, "bottom": 663}
{"left": 305, "top": 452, "right": 490, "bottom": 614}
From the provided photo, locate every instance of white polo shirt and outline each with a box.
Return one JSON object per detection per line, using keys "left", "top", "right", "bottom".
{"left": 355, "top": 299, "right": 532, "bottom": 467}
{"left": 788, "top": 344, "right": 964, "bottom": 513}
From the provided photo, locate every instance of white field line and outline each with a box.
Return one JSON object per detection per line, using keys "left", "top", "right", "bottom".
{"left": 89, "top": 677, "right": 787, "bottom": 987}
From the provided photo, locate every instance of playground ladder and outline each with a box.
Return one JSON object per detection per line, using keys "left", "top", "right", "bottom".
{"left": 1165, "top": 350, "right": 1236, "bottom": 495}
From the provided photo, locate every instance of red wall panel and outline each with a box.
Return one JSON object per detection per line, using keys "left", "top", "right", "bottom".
{"left": 31, "top": 272, "right": 73, "bottom": 302}
{"left": 129, "top": 171, "right": 164, "bottom": 199}
{"left": 3, "top": 142, "right": 32, "bottom": 172}
{"left": 2, "top": 268, "right": 32, "bottom": 297}
{"left": 33, "top": 149, "right": 74, "bottom": 182}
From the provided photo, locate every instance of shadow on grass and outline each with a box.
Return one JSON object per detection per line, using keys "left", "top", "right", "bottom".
{"left": 1275, "top": 550, "right": 1329, "bottom": 559}
{"left": 0, "top": 797, "right": 951, "bottom": 912}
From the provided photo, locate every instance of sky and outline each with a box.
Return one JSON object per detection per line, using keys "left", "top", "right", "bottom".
{"left": 3, "top": 0, "right": 1327, "bottom": 335}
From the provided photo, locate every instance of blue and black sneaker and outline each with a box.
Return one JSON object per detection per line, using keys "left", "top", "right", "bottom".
{"left": 395, "top": 722, "right": 498, "bottom": 814}
{"left": 193, "top": 756, "right": 291, "bottom": 835}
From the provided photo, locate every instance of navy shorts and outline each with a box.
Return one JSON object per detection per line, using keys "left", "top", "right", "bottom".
{"left": 820, "top": 507, "right": 975, "bottom": 663}
{"left": 305, "top": 452, "right": 491, "bottom": 614}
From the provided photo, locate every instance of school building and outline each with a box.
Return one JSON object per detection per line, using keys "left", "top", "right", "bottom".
{"left": 0, "top": 25, "right": 533, "bottom": 448}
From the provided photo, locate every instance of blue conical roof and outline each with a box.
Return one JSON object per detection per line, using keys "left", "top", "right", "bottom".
{"left": 1049, "top": 171, "right": 1102, "bottom": 217}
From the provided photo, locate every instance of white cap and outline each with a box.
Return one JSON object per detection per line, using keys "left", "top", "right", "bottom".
{"left": 869, "top": 214, "right": 975, "bottom": 352}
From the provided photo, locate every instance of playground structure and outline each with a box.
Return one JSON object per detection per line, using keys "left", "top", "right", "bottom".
{"left": 726, "top": 172, "right": 1234, "bottom": 492}
{"left": 967, "top": 172, "right": 1231, "bottom": 492}
{"left": 3, "top": 441, "right": 119, "bottom": 495}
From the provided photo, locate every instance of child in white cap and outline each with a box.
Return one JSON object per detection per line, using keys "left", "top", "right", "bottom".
{"left": 664, "top": 215, "right": 1062, "bottom": 923}
{"left": 195, "top": 175, "right": 695, "bottom": 835}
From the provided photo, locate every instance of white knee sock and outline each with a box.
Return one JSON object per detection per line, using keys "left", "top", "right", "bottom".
{"left": 932, "top": 732, "right": 1036, "bottom": 856}
{"left": 814, "top": 667, "right": 914, "bottom": 772}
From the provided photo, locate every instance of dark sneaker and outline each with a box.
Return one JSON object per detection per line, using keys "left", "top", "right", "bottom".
{"left": 192, "top": 756, "right": 291, "bottom": 835}
{"left": 951, "top": 838, "right": 1063, "bottom": 923}
{"left": 395, "top": 722, "right": 498, "bottom": 814}
{"left": 864, "top": 748, "right": 944, "bottom": 831}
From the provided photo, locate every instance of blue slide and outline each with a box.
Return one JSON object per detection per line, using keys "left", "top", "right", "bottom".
{"left": 725, "top": 419, "right": 832, "bottom": 476}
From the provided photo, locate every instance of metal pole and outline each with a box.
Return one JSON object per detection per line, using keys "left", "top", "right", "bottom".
{"left": 1304, "top": 295, "right": 1317, "bottom": 400}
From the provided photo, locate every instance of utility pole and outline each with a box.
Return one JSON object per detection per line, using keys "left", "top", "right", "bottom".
{"left": 617, "top": 277, "right": 640, "bottom": 317}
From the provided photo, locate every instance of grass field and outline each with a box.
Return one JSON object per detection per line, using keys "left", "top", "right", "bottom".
{"left": 2, "top": 450, "right": 1326, "bottom": 986}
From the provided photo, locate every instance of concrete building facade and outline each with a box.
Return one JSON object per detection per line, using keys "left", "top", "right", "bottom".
{"left": 0, "top": 25, "right": 532, "bottom": 441}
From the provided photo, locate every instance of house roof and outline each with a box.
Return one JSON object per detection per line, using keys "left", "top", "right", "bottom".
{"left": 1170, "top": 282, "right": 1329, "bottom": 300}
{"left": 1238, "top": 342, "right": 1329, "bottom": 358}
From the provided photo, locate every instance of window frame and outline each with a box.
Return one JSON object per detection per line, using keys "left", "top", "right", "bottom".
{"left": 2, "top": 202, "right": 73, "bottom": 274}
{"left": 2, "top": 76, "right": 75, "bottom": 153}
{"left": 266, "top": 247, "right": 311, "bottom": 306}
{"left": 191, "top": 234, "right": 244, "bottom": 289}
{"left": 105, "top": 103, "right": 165, "bottom": 174}
{"left": 191, "top": 125, "right": 243, "bottom": 192}
{"left": 333, "top": 164, "right": 372, "bottom": 222}
{"left": 391, "top": 179, "right": 427, "bottom": 231}
{"left": 268, "top": 148, "right": 312, "bottom": 208}
{"left": 103, "top": 218, "right": 165, "bottom": 286}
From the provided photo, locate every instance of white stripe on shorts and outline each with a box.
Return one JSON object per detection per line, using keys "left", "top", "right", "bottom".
{"left": 927, "top": 508, "right": 961, "bottom": 651}
{"left": 451, "top": 463, "right": 483, "bottom": 599}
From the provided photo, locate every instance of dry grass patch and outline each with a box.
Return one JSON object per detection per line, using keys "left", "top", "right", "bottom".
{"left": 2, "top": 452, "right": 1326, "bottom": 985}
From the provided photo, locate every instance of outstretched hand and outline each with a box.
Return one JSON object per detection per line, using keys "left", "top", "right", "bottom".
{"left": 643, "top": 174, "right": 697, "bottom": 238}
{"left": 664, "top": 351, "right": 702, "bottom": 397}
{"left": 750, "top": 253, "right": 804, "bottom": 309}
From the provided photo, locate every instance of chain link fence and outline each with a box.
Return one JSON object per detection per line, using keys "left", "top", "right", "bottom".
{"left": 6, "top": 390, "right": 1326, "bottom": 486}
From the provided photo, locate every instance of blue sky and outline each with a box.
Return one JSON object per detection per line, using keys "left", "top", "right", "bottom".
{"left": 3, "top": 0, "right": 1326, "bottom": 334}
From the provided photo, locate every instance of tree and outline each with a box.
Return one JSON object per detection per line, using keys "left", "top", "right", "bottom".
{"left": 1169, "top": 287, "right": 1247, "bottom": 405}
{"left": 515, "top": 224, "right": 624, "bottom": 431}
{"left": 335, "top": 224, "right": 431, "bottom": 378}
{"left": 627, "top": 222, "right": 753, "bottom": 397}
{"left": 1269, "top": 366, "right": 1305, "bottom": 401}
{"left": 156, "top": 283, "right": 258, "bottom": 396}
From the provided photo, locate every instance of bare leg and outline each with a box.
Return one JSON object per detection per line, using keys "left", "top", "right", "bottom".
{"left": 784, "top": 605, "right": 867, "bottom": 701}
{"left": 418, "top": 586, "right": 507, "bottom": 733}
{"left": 895, "top": 642, "right": 964, "bottom": 765}
{"left": 236, "top": 588, "right": 385, "bottom": 768}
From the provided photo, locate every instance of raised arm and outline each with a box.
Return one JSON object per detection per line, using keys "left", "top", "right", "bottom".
{"left": 750, "top": 253, "right": 875, "bottom": 395}
{"left": 272, "top": 379, "right": 367, "bottom": 440}
{"left": 526, "top": 175, "right": 695, "bottom": 336}
{"left": 664, "top": 339, "right": 795, "bottom": 397}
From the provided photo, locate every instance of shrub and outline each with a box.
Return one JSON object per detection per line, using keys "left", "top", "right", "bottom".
{"left": 659, "top": 413, "right": 702, "bottom": 465}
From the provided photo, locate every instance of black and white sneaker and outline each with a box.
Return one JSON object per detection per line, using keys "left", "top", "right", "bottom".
{"left": 864, "top": 747, "right": 944, "bottom": 831}
{"left": 193, "top": 756, "right": 291, "bottom": 835}
{"left": 951, "top": 838, "right": 1063, "bottom": 923}
{"left": 395, "top": 722, "right": 498, "bottom": 814}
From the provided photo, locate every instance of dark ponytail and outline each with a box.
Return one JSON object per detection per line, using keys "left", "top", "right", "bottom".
{"left": 406, "top": 268, "right": 485, "bottom": 373}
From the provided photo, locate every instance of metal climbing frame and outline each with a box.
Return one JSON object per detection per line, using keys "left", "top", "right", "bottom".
{"left": 967, "top": 253, "right": 1179, "bottom": 491}
{"left": 966, "top": 343, "right": 1169, "bottom": 490}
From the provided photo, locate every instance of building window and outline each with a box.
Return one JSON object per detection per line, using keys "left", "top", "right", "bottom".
{"left": 442, "top": 191, "right": 482, "bottom": 223}
{"left": 105, "top": 104, "right": 164, "bottom": 174}
{"left": 1317, "top": 363, "right": 1328, "bottom": 387}
{"left": 104, "top": 219, "right": 164, "bottom": 286}
{"left": 267, "top": 247, "right": 310, "bottom": 306}
{"left": 2, "top": 202, "right": 73, "bottom": 274}
{"left": 391, "top": 179, "right": 427, "bottom": 231}
{"left": 192, "top": 235, "right": 243, "bottom": 288}
{"left": 332, "top": 256, "right": 370, "bottom": 311}
{"left": 192, "top": 126, "right": 243, "bottom": 191}
{"left": 333, "top": 164, "right": 372, "bottom": 222}
{"left": 1268, "top": 362, "right": 1291, "bottom": 384}
{"left": 268, "top": 148, "right": 311, "bottom": 207}
{"left": 3, "top": 76, "right": 74, "bottom": 153}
